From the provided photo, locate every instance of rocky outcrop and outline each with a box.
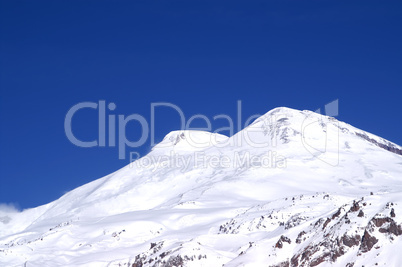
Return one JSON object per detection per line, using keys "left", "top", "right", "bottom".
{"left": 275, "top": 235, "right": 291, "bottom": 248}
{"left": 127, "top": 194, "right": 401, "bottom": 267}
{"left": 356, "top": 132, "right": 402, "bottom": 156}
{"left": 360, "top": 230, "right": 378, "bottom": 253}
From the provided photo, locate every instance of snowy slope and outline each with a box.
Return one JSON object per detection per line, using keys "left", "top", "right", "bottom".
{"left": 1, "top": 107, "right": 402, "bottom": 267}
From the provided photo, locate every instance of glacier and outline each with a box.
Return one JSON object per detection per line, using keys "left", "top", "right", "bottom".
{"left": 1, "top": 107, "right": 402, "bottom": 266}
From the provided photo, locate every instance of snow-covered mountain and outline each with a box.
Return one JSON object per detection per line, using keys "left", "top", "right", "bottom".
{"left": 1, "top": 107, "right": 402, "bottom": 267}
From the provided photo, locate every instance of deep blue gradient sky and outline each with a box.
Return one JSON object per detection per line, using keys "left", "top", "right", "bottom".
{"left": 1, "top": 0, "right": 401, "bottom": 209}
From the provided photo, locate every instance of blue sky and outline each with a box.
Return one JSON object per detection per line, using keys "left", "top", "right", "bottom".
{"left": 1, "top": 0, "right": 401, "bottom": 209}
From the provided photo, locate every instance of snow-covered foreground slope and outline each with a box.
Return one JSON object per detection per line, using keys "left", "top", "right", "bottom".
{"left": 1, "top": 107, "right": 402, "bottom": 266}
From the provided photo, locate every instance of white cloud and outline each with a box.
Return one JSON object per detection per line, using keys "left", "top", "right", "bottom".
{"left": 0, "top": 202, "right": 20, "bottom": 213}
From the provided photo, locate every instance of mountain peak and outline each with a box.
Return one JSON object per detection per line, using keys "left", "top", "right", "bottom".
{"left": 152, "top": 130, "right": 228, "bottom": 152}
{"left": 267, "top": 106, "right": 300, "bottom": 114}
{"left": 1, "top": 106, "right": 402, "bottom": 266}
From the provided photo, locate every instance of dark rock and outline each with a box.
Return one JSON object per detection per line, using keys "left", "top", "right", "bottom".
{"left": 350, "top": 201, "right": 360, "bottom": 212}
{"left": 165, "top": 255, "right": 184, "bottom": 267}
{"left": 275, "top": 240, "right": 283, "bottom": 249}
{"left": 372, "top": 217, "right": 392, "bottom": 227}
{"left": 280, "top": 235, "right": 291, "bottom": 244}
{"left": 341, "top": 234, "right": 361, "bottom": 247}
{"left": 290, "top": 254, "right": 300, "bottom": 267}
{"left": 360, "top": 230, "right": 378, "bottom": 253}
{"left": 380, "top": 220, "right": 402, "bottom": 236}
{"left": 296, "top": 231, "right": 306, "bottom": 244}
{"left": 355, "top": 132, "right": 402, "bottom": 156}
{"left": 332, "top": 208, "right": 342, "bottom": 219}
{"left": 160, "top": 251, "right": 170, "bottom": 258}
{"left": 391, "top": 208, "right": 396, "bottom": 218}
{"left": 323, "top": 218, "right": 331, "bottom": 229}
{"left": 270, "top": 261, "right": 289, "bottom": 267}
{"left": 275, "top": 235, "right": 291, "bottom": 249}
{"left": 285, "top": 215, "right": 306, "bottom": 229}
{"left": 310, "top": 254, "right": 327, "bottom": 267}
